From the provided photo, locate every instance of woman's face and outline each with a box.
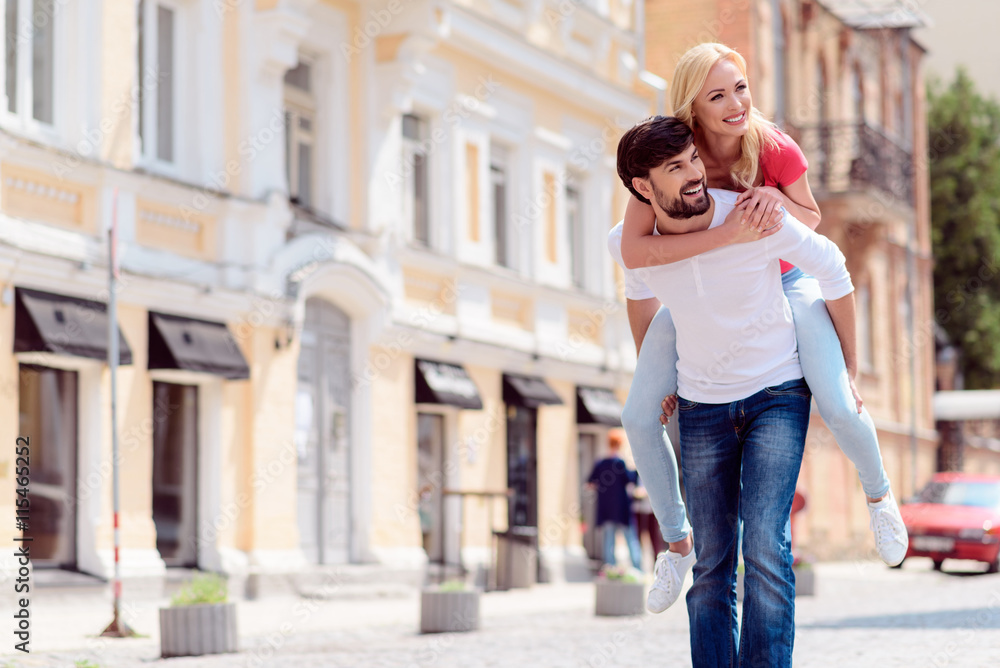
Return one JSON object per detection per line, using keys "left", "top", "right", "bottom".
{"left": 691, "top": 59, "right": 752, "bottom": 138}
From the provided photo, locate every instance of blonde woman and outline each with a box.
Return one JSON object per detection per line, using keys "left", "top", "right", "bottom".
{"left": 610, "top": 43, "right": 907, "bottom": 614}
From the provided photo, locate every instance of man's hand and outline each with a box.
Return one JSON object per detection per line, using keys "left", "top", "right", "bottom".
{"left": 721, "top": 199, "right": 783, "bottom": 244}
{"left": 659, "top": 394, "right": 678, "bottom": 425}
{"left": 735, "top": 186, "right": 787, "bottom": 231}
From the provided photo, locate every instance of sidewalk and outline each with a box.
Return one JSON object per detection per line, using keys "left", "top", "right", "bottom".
{"left": 4, "top": 560, "right": 1000, "bottom": 667}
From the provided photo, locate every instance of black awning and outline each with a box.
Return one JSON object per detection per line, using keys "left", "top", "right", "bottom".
{"left": 577, "top": 386, "right": 623, "bottom": 426}
{"left": 503, "top": 373, "right": 563, "bottom": 408}
{"left": 415, "top": 359, "right": 483, "bottom": 409}
{"left": 14, "top": 287, "right": 133, "bottom": 364}
{"left": 148, "top": 311, "right": 250, "bottom": 380}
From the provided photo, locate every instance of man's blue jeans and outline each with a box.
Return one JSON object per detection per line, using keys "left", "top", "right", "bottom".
{"left": 601, "top": 520, "right": 642, "bottom": 570}
{"left": 678, "top": 378, "right": 811, "bottom": 668}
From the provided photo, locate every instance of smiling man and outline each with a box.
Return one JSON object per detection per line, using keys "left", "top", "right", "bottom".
{"left": 610, "top": 116, "right": 858, "bottom": 668}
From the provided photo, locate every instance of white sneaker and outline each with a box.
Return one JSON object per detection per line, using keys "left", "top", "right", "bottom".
{"left": 867, "top": 491, "right": 908, "bottom": 566}
{"left": 647, "top": 548, "right": 696, "bottom": 613}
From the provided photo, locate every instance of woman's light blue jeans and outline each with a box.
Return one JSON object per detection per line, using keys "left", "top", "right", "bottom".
{"left": 620, "top": 268, "right": 891, "bottom": 543}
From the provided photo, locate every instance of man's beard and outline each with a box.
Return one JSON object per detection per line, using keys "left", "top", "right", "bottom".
{"left": 654, "top": 177, "right": 710, "bottom": 220}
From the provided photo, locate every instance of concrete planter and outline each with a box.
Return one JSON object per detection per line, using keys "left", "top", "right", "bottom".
{"left": 736, "top": 567, "right": 815, "bottom": 601}
{"left": 794, "top": 567, "right": 816, "bottom": 596}
{"left": 594, "top": 581, "right": 646, "bottom": 616}
{"left": 159, "top": 603, "right": 238, "bottom": 658}
{"left": 420, "top": 590, "right": 480, "bottom": 634}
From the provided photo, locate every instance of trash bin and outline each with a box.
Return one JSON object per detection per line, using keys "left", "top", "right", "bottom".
{"left": 494, "top": 526, "right": 538, "bottom": 590}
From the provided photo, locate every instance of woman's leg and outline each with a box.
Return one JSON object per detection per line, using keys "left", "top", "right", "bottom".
{"left": 620, "top": 306, "right": 692, "bottom": 543}
{"left": 782, "top": 269, "right": 891, "bottom": 499}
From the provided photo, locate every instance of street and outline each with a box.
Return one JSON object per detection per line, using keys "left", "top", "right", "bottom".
{"left": 4, "top": 559, "right": 999, "bottom": 667}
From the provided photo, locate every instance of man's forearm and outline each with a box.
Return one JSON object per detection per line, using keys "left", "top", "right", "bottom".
{"left": 825, "top": 292, "right": 858, "bottom": 376}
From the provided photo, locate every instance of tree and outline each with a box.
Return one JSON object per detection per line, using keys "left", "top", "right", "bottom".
{"left": 928, "top": 68, "right": 1000, "bottom": 389}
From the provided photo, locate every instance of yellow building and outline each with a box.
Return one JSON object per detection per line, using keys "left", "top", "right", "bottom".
{"left": 0, "top": 0, "right": 661, "bottom": 587}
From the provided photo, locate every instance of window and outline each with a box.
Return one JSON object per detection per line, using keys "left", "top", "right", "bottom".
{"left": 566, "top": 176, "right": 585, "bottom": 289}
{"left": 852, "top": 64, "right": 864, "bottom": 124}
{"left": 771, "top": 0, "right": 786, "bottom": 126}
{"left": 402, "top": 113, "right": 430, "bottom": 245}
{"left": 899, "top": 38, "right": 913, "bottom": 146}
{"left": 490, "top": 145, "right": 510, "bottom": 268}
{"left": 815, "top": 59, "right": 827, "bottom": 125}
{"left": 138, "top": 1, "right": 177, "bottom": 163}
{"left": 284, "top": 58, "right": 316, "bottom": 207}
{"left": 857, "top": 284, "right": 874, "bottom": 373}
{"left": 4, "top": 0, "right": 56, "bottom": 125}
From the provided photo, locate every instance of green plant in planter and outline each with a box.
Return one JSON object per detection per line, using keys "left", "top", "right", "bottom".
{"left": 436, "top": 579, "right": 468, "bottom": 592}
{"left": 597, "top": 565, "right": 642, "bottom": 583}
{"left": 75, "top": 661, "right": 101, "bottom": 668}
{"left": 171, "top": 573, "right": 228, "bottom": 607}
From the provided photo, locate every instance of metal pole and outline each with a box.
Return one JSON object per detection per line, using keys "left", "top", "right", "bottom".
{"left": 101, "top": 187, "right": 134, "bottom": 638}
{"left": 907, "top": 214, "right": 919, "bottom": 497}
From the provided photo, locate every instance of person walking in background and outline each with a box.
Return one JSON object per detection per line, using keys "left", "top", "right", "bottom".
{"left": 586, "top": 428, "right": 642, "bottom": 571}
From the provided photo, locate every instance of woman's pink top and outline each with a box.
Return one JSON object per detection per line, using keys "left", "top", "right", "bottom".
{"left": 759, "top": 130, "right": 809, "bottom": 273}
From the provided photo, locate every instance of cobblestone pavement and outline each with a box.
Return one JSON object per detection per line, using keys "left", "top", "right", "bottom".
{"left": 4, "top": 560, "right": 1000, "bottom": 667}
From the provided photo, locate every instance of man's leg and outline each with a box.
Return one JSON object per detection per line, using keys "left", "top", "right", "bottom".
{"left": 738, "top": 379, "right": 811, "bottom": 668}
{"left": 678, "top": 397, "right": 741, "bottom": 668}
{"left": 624, "top": 519, "right": 643, "bottom": 570}
{"left": 601, "top": 521, "right": 618, "bottom": 566}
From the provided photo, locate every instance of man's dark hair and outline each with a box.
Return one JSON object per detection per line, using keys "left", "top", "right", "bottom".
{"left": 616, "top": 116, "right": 695, "bottom": 205}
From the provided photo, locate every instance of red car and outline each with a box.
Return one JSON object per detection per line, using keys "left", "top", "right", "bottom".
{"left": 898, "top": 472, "right": 1000, "bottom": 573}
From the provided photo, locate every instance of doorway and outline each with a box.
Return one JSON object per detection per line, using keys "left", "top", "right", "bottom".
{"left": 417, "top": 412, "right": 445, "bottom": 564}
{"left": 578, "top": 431, "right": 603, "bottom": 561}
{"left": 506, "top": 405, "right": 538, "bottom": 529}
{"left": 295, "top": 298, "right": 352, "bottom": 564}
{"left": 18, "top": 364, "right": 78, "bottom": 569}
{"left": 151, "top": 382, "right": 199, "bottom": 567}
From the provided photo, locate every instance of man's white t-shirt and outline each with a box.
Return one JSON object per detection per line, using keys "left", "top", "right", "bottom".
{"left": 608, "top": 189, "right": 853, "bottom": 403}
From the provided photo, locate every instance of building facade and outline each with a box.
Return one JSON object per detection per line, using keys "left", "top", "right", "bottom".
{"left": 0, "top": 0, "right": 660, "bottom": 587}
{"left": 643, "top": 0, "right": 938, "bottom": 559}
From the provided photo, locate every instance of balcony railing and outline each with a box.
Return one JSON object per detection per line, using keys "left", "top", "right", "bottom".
{"left": 790, "top": 122, "right": 914, "bottom": 206}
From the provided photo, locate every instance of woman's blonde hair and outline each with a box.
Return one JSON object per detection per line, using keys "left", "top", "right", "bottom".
{"left": 670, "top": 43, "right": 777, "bottom": 190}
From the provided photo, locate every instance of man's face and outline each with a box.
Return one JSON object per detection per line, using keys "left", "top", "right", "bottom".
{"left": 642, "top": 143, "right": 710, "bottom": 220}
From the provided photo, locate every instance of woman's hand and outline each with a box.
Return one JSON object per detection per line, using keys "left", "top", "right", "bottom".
{"left": 735, "top": 186, "right": 787, "bottom": 231}
{"left": 659, "top": 394, "right": 677, "bottom": 425}
{"left": 721, "top": 201, "right": 783, "bottom": 244}
{"left": 847, "top": 375, "right": 864, "bottom": 414}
